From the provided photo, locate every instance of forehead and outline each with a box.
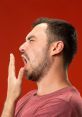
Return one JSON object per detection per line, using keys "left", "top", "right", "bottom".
{"left": 26, "top": 23, "right": 48, "bottom": 38}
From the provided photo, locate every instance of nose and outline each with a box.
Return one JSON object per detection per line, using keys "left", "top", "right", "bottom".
{"left": 19, "top": 42, "right": 26, "bottom": 53}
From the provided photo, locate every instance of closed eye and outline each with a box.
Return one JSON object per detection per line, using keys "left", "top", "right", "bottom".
{"left": 26, "top": 36, "right": 35, "bottom": 42}
{"left": 28, "top": 38, "right": 34, "bottom": 42}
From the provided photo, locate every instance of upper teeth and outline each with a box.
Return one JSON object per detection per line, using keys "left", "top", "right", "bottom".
{"left": 21, "top": 55, "right": 27, "bottom": 63}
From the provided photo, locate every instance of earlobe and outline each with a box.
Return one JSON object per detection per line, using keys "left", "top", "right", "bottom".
{"left": 50, "top": 41, "right": 64, "bottom": 56}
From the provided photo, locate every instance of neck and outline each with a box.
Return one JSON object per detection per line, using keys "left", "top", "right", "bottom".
{"left": 36, "top": 63, "right": 72, "bottom": 96}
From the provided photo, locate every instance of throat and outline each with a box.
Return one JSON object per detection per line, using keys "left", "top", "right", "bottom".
{"left": 36, "top": 77, "right": 71, "bottom": 96}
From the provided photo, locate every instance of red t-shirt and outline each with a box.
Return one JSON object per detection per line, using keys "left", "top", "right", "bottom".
{"left": 15, "top": 87, "right": 82, "bottom": 117}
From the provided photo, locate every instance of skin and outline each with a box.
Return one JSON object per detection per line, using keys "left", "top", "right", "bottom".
{"left": 1, "top": 23, "right": 72, "bottom": 117}
{"left": 1, "top": 54, "right": 24, "bottom": 117}
{"left": 20, "top": 23, "right": 51, "bottom": 81}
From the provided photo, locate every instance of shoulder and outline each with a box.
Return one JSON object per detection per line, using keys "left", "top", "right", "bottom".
{"left": 57, "top": 86, "right": 82, "bottom": 109}
{"left": 69, "top": 89, "right": 82, "bottom": 113}
{"left": 35, "top": 87, "right": 82, "bottom": 116}
{"left": 55, "top": 87, "right": 82, "bottom": 116}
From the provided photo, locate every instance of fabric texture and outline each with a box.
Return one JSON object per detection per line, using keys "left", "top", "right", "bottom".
{"left": 15, "top": 87, "right": 82, "bottom": 117}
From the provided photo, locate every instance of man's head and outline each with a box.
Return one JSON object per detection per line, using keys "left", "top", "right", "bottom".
{"left": 19, "top": 17, "right": 77, "bottom": 81}
{"left": 33, "top": 18, "right": 77, "bottom": 67}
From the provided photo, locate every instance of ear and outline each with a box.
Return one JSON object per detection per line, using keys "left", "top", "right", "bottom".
{"left": 50, "top": 41, "right": 64, "bottom": 56}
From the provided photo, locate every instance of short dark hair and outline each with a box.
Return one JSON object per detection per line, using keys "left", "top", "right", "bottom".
{"left": 33, "top": 17, "right": 78, "bottom": 67}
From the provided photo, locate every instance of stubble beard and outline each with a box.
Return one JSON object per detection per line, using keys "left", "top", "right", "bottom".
{"left": 24, "top": 48, "right": 52, "bottom": 82}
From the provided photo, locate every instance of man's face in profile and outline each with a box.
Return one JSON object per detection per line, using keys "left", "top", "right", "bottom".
{"left": 19, "top": 23, "right": 52, "bottom": 81}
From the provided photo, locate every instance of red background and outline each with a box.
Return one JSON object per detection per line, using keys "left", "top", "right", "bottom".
{"left": 0, "top": 0, "right": 82, "bottom": 114}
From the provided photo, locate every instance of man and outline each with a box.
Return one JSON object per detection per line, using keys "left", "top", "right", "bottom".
{"left": 1, "top": 17, "right": 82, "bottom": 117}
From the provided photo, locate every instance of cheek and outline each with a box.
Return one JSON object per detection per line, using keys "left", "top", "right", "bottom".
{"left": 29, "top": 48, "right": 45, "bottom": 66}
{"left": 27, "top": 42, "right": 49, "bottom": 66}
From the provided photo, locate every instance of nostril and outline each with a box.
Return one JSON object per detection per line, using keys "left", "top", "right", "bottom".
{"left": 21, "top": 49, "right": 24, "bottom": 52}
{"left": 19, "top": 46, "right": 25, "bottom": 53}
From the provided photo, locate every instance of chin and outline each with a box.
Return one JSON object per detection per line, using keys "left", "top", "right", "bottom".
{"left": 24, "top": 69, "right": 40, "bottom": 82}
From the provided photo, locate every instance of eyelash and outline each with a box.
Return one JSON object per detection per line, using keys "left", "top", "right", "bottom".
{"left": 29, "top": 39, "right": 34, "bottom": 42}
{"left": 26, "top": 38, "right": 34, "bottom": 42}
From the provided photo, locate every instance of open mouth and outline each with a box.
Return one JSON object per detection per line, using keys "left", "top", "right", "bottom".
{"left": 21, "top": 55, "right": 28, "bottom": 64}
